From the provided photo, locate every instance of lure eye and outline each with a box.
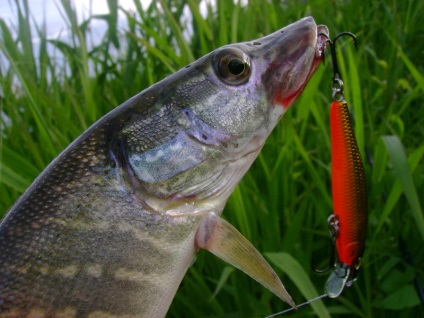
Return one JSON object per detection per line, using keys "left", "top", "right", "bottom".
{"left": 212, "top": 49, "right": 251, "bottom": 85}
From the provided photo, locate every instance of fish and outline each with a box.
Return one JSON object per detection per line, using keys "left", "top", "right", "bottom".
{"left": 325, "top": 99, "right": 368, "bottom": 298}
{"left": 0, "top": 17, "right": 329, "bottom": 317}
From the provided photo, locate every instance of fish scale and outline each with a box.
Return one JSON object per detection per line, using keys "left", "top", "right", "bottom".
{"left": 1, "top": 17, "right": 329, "bottom": 317}
{"left": 1, "top": 125, "right": 192, "bottom": 316}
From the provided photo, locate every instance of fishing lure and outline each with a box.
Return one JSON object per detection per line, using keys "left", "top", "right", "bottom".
{"left": 266, "top": 33, "right": 367, "bottom": 317}
{"left": 321, "top": 32, "right": 368, "bottom": 298}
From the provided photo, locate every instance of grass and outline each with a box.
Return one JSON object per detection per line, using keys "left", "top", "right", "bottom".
{"left": 1, "top": 0, "right": 424, "bottom": 317}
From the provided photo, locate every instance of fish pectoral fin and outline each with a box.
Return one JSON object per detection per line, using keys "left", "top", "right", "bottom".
{"left": 195, "top": 213, "right": 295, "bottom": 308}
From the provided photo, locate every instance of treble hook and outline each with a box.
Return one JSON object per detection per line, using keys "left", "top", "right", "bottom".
{"left": 313, "top": 214, "right": 339, "bottom": 273}
{"left": 319, "top": 32, "right": 357, "bottom": 101}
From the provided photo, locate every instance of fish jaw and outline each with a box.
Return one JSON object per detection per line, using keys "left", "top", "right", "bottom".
{"left": 254, "top": 17, "right": 329, "bottom": 109}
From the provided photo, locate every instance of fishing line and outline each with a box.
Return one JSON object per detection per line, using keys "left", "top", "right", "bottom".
{"left": 264, "top": 294, "right": 328, "bottom": 317}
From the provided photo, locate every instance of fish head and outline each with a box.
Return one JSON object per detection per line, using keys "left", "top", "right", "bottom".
{"left": 174, "top": 17, "right": 329, "bottom": 159}
{"left": 190, "top": 16, "right": 329, "bottom": 133}
{"left": 118, "top": 17, "right": 329, "bottom": 212}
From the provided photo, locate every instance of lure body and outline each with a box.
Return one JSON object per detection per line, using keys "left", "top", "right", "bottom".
{"left": 330, "top": 100, "right": 367, "bottom": 266}
{"left": 326, "top": 99, "right": 368, "bottom": 297}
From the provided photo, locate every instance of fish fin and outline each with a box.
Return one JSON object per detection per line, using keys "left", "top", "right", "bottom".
{"left": 325, "top": 263, "right": 350, "bottom": 298}
{"left": 195, "top": 213, "right": 295, "bottom": 307}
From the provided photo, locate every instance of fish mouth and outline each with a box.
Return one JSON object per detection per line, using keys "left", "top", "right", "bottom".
{"left": 278, "top": 24, "right": 330, "bottom": 108}
{"left": 289, "top": 24, "right": 329, "bottom": 100}
{"left": 264, "top": 19, "right": 329, "bottom": 109}
{"left": 316, "top": 25, "right": 331, "bottom": 67}
{"left": 314, "top": 25, "right": 330, "bottom": 73}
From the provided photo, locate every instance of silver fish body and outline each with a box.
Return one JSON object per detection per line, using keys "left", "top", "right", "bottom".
{"left": 0, "top": 17, "right": 328, "bottom": 317}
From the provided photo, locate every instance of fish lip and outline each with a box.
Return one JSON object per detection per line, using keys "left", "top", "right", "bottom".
{"left": 311, "top": 25, "right": 330, "bottom": 76}
{"left": 316, "top": 25, "right": 330, "bottom": 59}
{"left": 265, "top": 20, "right": 330, "bottom": 109}
{"left": 284, "top": 24, "right": 330, "bottom": 108}
{"left": 298, "top": 24, "right": 330, "bottom": 94}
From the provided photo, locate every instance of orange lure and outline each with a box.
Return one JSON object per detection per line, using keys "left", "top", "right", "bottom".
{"left": 331, "top": 100, "right": 367, "bottom": 267}
{"left": 329, "top": 99, "right": 367, "bottom": 289}
{"left": 321, "top": 33, "right": 368, "bottom": 298}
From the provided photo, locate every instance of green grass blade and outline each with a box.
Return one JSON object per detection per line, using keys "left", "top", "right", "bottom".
{"left": 226, "top": 185, "right": 252, "bottom": 241}
{"left": 290, "top": 123, "right": 332, "bottom": 207}
{"left": 346, "top": 45, "right": 365, "bottom": 158}
{"left": 0, "top": 163, "right": 30, "bottom": 192}
{"left": 209, "top": 266, "right": 235, "bottom": 300}
{"left": 396, "top": 45, "right": 424, "bottom": 93}
{"left": 382, "top": 135, "right": 424, "bottom": 240}
{"left": 128, "top": 33, "right": 176, "bottom": 73}
{"left": 0, "top": 19, "right": 57, "bottom": 156}
{"left": 158, "top": 0, "right": 194, "bottom": 65}
{"left": 266, "top": 252, "right": 331, "bottom": 318}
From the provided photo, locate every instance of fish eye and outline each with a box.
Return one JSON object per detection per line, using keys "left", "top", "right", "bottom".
{"left": 212, "top": 48, "right": 251, "bottom": 85}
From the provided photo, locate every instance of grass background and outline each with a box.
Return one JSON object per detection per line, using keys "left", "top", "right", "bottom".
{"left": 1, "top": 0, "right": 423, "bottom": 317}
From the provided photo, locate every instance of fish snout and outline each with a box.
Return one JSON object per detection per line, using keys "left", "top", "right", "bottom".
{"left": 255, "top": 17, "right": 329, "bottom": 108}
